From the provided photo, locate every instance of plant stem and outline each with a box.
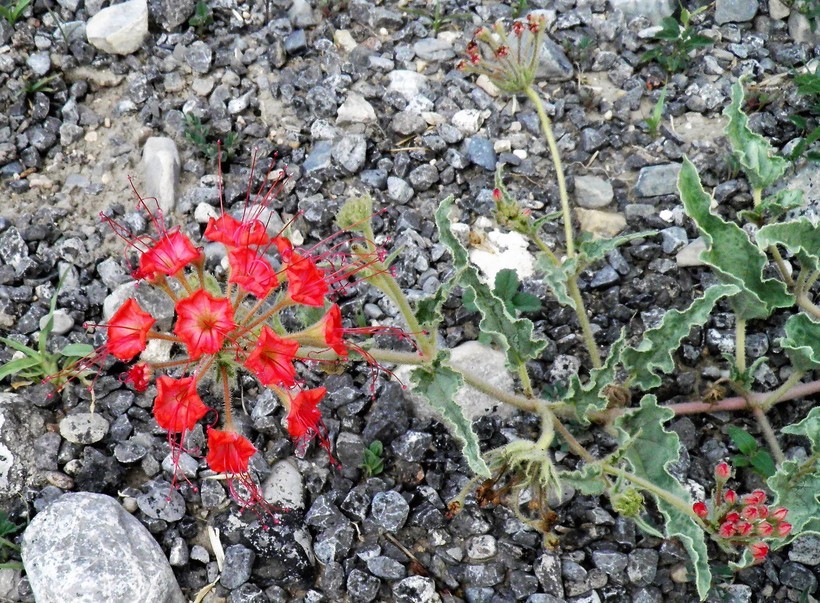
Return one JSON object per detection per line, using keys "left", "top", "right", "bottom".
{"left": 220, "top": 364, "right": 233, "bottom": 428}
{"left": 603, "top": 465, "right": 707, "bottom": 526}
{"left": 459, "top": 365, "right": 543, "bottom": 413}
{"left": 751, "top": 406, "right": 786, "bottom": 464}
{"left": 518, "top": 363, "right": 534, "bottom": 398}
{"left": 567, "top": 276, "right": 602, "bottom": 368}
{"left": 524, "top": 85, "right": 574, "bottom": 259}
{"left": 552, "top": 416, "right": 595, "bottom": 463}
{"left": 0, "top": 536, "right": 20, "bottom": 551}
{"left": 769, "top": 246, "right": 794, "bottom": 287}
{"left": 372, "top": 271, "right": 436, "bottom": 359}
{"left": 755, "top": 370, "right": 805, "bottom": 412}
{"left": 735, "top": 317, "right": 746, "bottom": 374}
{"left": 796, "top": 294, "right": 820, "bottom": 319}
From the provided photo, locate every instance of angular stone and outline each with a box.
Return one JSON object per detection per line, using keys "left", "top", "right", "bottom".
{"left": 715, "top": 0, "right": 757, "bottom": 24}
{"left": 22, "top": 493, "right": 185, "bottom": 602}
{"left": 142, "top": 137, "right": 179, "bottom": 216}
{"left": 86, "top": 0, "right": 149, "bottom": 55}
{"left": 575, "top": 175, "right": 614, "bottom": 208}
{"left": 336, "top": 93, "right": 376, "bottom": 125}
{"left": 575, "top": 208, "right": 627, "bottom": 238}
{"left": 59, "top": 413, "right": 109, "bottom": 445}
{"left": 608, "top": 0, "right": 675, "bottom": 23}
{"left": 635, "top": 163, "right": 681, "bottom": 197}
{"left": 147, "top": 0, "right": 195, "bottom": 31}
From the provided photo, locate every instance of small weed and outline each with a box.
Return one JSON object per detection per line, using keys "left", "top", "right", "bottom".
{"left": 645, "top": 85, "right": 667, "bottom": 137}
{"left": 404, "top": 0, "right": 471, "bottom": 35}
{"left": 640, "top": 6, "right": 712, "bottom": 74}
{"left": 0, "top": 279, "right": 95, "bottom": 388}
{"left": 726, "top": 426, "right": 776, "bottom": 479}
{"left": 0, "top": 0, "right": 30, "bottom": 26}
{"left": 183, "top": 113, "right": 240, "bottom": 164}
{"left": 0, "top": 511, "right": 23, "bottom": 570}
{"left": 511, "top": 0, "right": 529, "bottom": 19}
{"left": 188, "top": 0, "right": 214, "bottom": 32}
{"left": 17, "top": 74, "right": 61, "bottom": 98}
{"left": 361, "top": 440, "right": 385, "bottom": 477}
{"left": 788, "top": 66, "right": 819, "bottom": 162}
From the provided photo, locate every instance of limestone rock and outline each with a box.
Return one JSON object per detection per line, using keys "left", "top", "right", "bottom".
{"left": 86, "top": 0, "right": 149, "bottom": 55}
{"left": 141, "top": 137, "right": 180, "bottom": 216}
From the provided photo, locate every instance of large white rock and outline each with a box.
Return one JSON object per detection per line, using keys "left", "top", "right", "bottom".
{"left": 86, "top": 0, "right": 149, "bottom": 55}
{"left": 469, "top": 229, "right": 536, "bottom": 284}
{"left": 141, "top": 137, "right": 180, "bottom": 216}
{"left": 22, "top": 493, "right": 185, "bottom": 603}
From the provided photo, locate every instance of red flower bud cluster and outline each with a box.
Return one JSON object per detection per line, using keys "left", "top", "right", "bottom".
{"left": 691, "top": 463, "right": 791, "bottom": 563}
{"left": 75, "top": 167, "right": 408, "bottom": 512}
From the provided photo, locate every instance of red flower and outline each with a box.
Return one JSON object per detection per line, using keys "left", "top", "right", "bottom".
{"left": 273, "top": 236, "right": 294, "bottom": 263}
{"left": 287, "top": 387, "right": 327, "bottom": 442}
{"left": 714, "top": 461, "right": 731, "bottom": 481}
{"left": 174, "top": 289, "right": 236, "bottom": 358}
{"left": 724, "top": 511, "right": 741, "bottom": 523}
{"left": 724, "top": 489, "right": 738, "bottom": 505}
{"left": 206, "top": 428, "right": 257, "bottom": 474}
{"left": 106, "top": 298, "right": 156, "bottom": 361}
{"left": 204, "top": 214, "right": 270, "bottom": 248}
{"left": 693, "top": 502, "right": 708, "bottom": 518}
{"left": 153, "top": 376, "right": 210, "bottom": 433}
{"left": 244, "top": 326, "right": 299, "bottom": 387}
{"left": 776, "top": 522, "right": 792, "bottom": 537}
{"left": 749, "top": 541, "right": 769, "bottom": 561}
{"left": 321, "top": 304, "right": 347, "bottom": 357}
{"left": 228, "top": 247, "right": 279, "bottom": 299}
{"left": 136, "top": 230, "right": 202, "bottom": 281}
{"left": 285, "top": 253, "right": 328, "bottom": 307}
{"left": 124, "top": 362, "right": 152, "bottom": 392}
{"left": 770, "top": 507, "right": 788, "bottom": 522}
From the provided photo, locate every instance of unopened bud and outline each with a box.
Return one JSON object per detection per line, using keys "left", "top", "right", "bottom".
{"left": 693, "top": 501, "right": 708, "bottom": 518}
{"left": 749, "top": 541, "right": 769, "bottom": 561}
{"left": 714, "top": 461, "right": 731, "bottom": 481}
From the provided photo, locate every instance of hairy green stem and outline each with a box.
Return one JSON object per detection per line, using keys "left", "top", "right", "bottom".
{"left": 371, "top": 271, "right": 436, "bottom": 359}
{"left": 552, "top": 416, "right": 595, "bottom": 463}
{"left": 769, "top": 245, "right": 795, "bottom": 287}
{"left": 524, "top": 86, "right": 574, "bottom": 258}
{"left": 751, "top": 406, "right": 786, "bottom": 464}
{"left": 459, "top": 366, "right": 543, "bottom": 413}
{"left": 603, "top": 465, "right": 707, "bottom": 527}
{"left": 735, "top": 317, "right": 746, "bottom": 374}
{"left": 756, "top": 370, "right": 806, "bottom": 412}
{"left": 0, "top": 536, "right": 20, "bottom": 551}
{"left": 518, "top": 363, "right": 534, "bottom": 398}
{"left": 796, "top": 294, "right": 820, "bottom": 320}
{"left": 567, "top": 277, "right": 603, "bottom": 368}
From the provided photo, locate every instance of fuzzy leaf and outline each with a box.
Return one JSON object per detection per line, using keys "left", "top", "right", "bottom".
{"left": 780, "top": 313, "right": 820, "bottom": 371}
{"left": 724, "top": 79, "right": 788, "bottom": 191}
{"left": 578, "top": 230, "right": 656, "bottom": 265}
{"left": 536, "top": 254, "right": 576, "bottom": 310}
{"left": 615, "top": 395, "right": 711, "bottom": 600}
{"left": 567, "top": 330, "right": 628, "bottom": 424}
{"left": 410, "top": 353, "right": 490, "bottom": 478}
{"left": 558, "top": 464, "right": 607, "bottom": 495}
{"left": 435, "top": 197, "right": 547, "bottom": 369}
{"left": 739, "top": 189, "right": 804, "bottom": 223}
{"left": 621, "top": 283, "right": 739, "bottom": 389}
{"left": 767, "top": 406, "right": 820, "bottom": 546}
{"left": 678, "top": 158, "right": 793, "bottom": 320}
{"left": 757, "top": 218, "right": 820, "bottom": 272}
{"left": 415, "top": 286, "right": 453, "bottom": 330}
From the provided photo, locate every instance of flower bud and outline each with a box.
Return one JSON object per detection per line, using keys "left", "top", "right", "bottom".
{"left": 718, "top": 521, "right": 736, "bottom": 538}
{"left": 724, "top": 489, "right": 738, "bottom": 505}
{"left": 741, "top": 505, "right": 760, "bottom": 521}
{"left": 744, "top": 489, "right": 767, "bottom": 505}
{"left": 724, "top": 511, "right": 740, "bottom": 523}
{"left": 776, "top": 522, "right": 792, "bottom": 537}
{"left": 714, "top": 461, "right": 731, "bottom": 481}
{"left": 756, "top": 522, "right": 774, "bottom": 537}
{"left": 735, "top": 521, "right": 753, "bottom": 537}
{"left": 749, "top": 541, "right": 769, "bottom": 561}
{"left": 693, "top": 501, "right": 709, "bottom": 518}
{"left": 770, "top": 507, "right": 788, "bottom": 522}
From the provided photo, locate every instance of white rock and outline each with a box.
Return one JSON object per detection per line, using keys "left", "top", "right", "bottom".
{"left": 452, "top": 109, "right": 485, "bottom": 136}
{"left": 336, "top": 93, "right": 377, "bottom": 125}
{"left": 194, "top": 202, "right": 219, "bottom": 224}
{"left": 140, "top": 339, "right": 173, "bottom": 364}
{"left": 469, "top": 229, "right": 536, "bottom": 284}
{"left": 333, "top": 29, "right": 357, "bottom": 52}
{"left": 676, "top": 237, "right": 708, "bottom": 267}
{"left": 475, "top": 74, "right": 500, "bottom": 97}
{"left": 575, "top": 208, "right": 627, "bottom": 238}
{"left": 86, "top": 0, "right": 148, "bottom": 55}
{"left": 59, "top": 413, "right": 109, "bottom": 445}
{"left": 263, "top": 459, "right": 304, "bottom": 510}
{"left": 386, "top": 70, "right": 428, "bottom": 100}
{"left": 768, "top": 0, "right": 790, "bottom": 19}
{"left": 141, "top": 137, "right": 179, "bottom": 217}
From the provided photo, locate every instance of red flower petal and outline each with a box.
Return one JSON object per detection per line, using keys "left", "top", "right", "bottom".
{"left": 749, "top": 541, "right": 769, "bottom": 560}
{"left": 285, "top": 253, "right": 328, "bottom": 307}
{"left": 228, "top": 247, "right": 279, "bottom": 299}
{"left": 106, "top": 298, "right": 156, "bottom": 361}
{"left": 204, "top": 214, "right": 270, "bottom": 248}
{"left": 322, "top": 304, "right": 347, "bottom": 357}
{"left": 206, "top": 428, "right": 257, "bottom": 474}
{"left": 286, "top": 387, "right": 327, "bottom": 441}
{"left": 137, "top": 230, "right": 202, "bottom": 280}
{"left": 124, "top": 362, "right": 152, "bottom": 392}
{"left": 153, "top": 376, "right": 210, "bottom": 433}
{"left": 244, "top": 326, "right": 299, "bottom": 387}
{"left": 173, "top": 289, "right": 236, "bottom": 359}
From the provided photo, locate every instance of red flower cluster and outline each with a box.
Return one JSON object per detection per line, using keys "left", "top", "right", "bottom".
{"left": 85, "top": 172, "right": 403, "bottom": 511}
{"left": 692, "top": 462, "right": 791, "bottom": 563}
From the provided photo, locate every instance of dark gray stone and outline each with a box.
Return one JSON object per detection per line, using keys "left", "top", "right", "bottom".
{"left": 465, "top": 137, "right": 497, "bottom": 171}
{"left": 367, "top": 555, "right": 406, "bottom": 580}
{"left": 221, "top": 545, "right": 255, "bottom": 589}
{"left": 371, "top": 490, "right": 410, "bottom": 531}
{"left": 347, "top": 568, "right": 380, "bottom": 602}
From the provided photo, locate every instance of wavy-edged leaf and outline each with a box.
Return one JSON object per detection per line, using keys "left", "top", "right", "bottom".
{"left": 615, "top": 395, "right": 711, "bottom": 600}
{"left": 535, "top": 253, "right": 576, "bottom": 310}
{"left": 578, "top": 230, "right": 656, "bottom": 265}
{"left": 780, "top": 313, "right": 820, "bottom": 371}
{"left": 435, "top": 197, "right": 547, "bottom": 369}
{"left": 724, "top": 79, "right": 788, "bottom": 191}
{"left": 567, "top": 330, "right": 627, "bottom": 424}
{"left": 410, "top": 353, "right": 490, "bottom": 478}
{"left": 767, "top": 406, "right": 820, "bottom": 547}
{"left": 558, "top": 463, "right": 607, "bottom": 495}
{"left": 414, "top": 285, "right": 454, "bottom": 331}
{"left": 739, "top": 189, "right": 804, "bottom": 224}
{"left": 678, "top": 158, "right": 793, "bottom": 320}
{"left": 621, "top": 284, "right": 739, "bottom": 389}
{"left": 757, "top": 218, "right": 820, "bottom": 272}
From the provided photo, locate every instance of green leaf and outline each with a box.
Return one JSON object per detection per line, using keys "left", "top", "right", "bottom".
{"left": 724, "top": 79, "right": 788, "bottom": 191}
{"left": 738, "top": 189, "right": 804, "bottom": 223}
{"left": 558, "top": 463, "right": 607, "bottom": 495}
{"left": 621, "top": 283, "right": 739, "bottom": 389}
{"left": 0, "top": 336, "right": 39, "bottom": 358}
{"left": 0, "top": 357, "right": 44, "bottom": 382}
{"left": 780, "top": 314, "right": 820, "bottom": 371}
{"left": 567, "top": 330, "right": 628, "bottom": 424}
{"left": 492, "top": 269, "right": 542, "bottom": 315}
{"left": 435, "top": 197, "right": 548, "bottom": 369}
{"left": 615, "top": 395, "right": 712, "bottom": 600}
{"left": 727, "top": 425, "right": 760, "bottom": 456}
{"left": 678, "top": 158, "right": 793, "bottom": 320}
{"left": 767, "top": 406, "right": 820, "bottom": 546}
{"left": 60, "top": 343, "right": 96, "bottom": 358}
{"left": 535, "top": 254, "right": 576, "bottom": 310}
{"left": 493, "top": 268, "right": 521, "bottom": 301}
{"left": 757, "top": 218, "right": 820, "bottom": 272}
{"left": 577, "top": 230, "right": 656, "bottom": 266}
{"left": 511, "top": 291, "right": 542, "bottom": 314}
{"left": 415, "top": 285, "right": 455, "bottom": 330}
{"left": 748, "top": 450, "right": 776, "bottom": 479}
{"left": 410, "top": 353, "right": 490, "bottom": 477}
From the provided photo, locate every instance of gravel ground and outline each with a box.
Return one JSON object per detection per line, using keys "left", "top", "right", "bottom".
{"left": 0, "top": 0, "right": 818, "bottom": 602}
